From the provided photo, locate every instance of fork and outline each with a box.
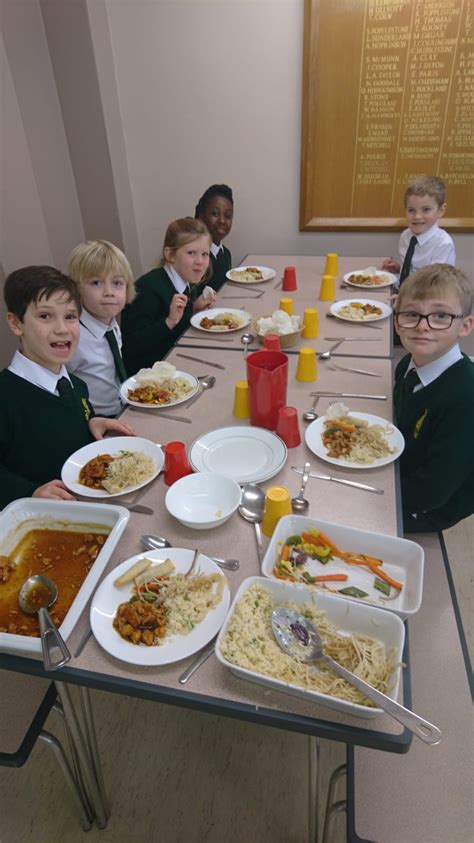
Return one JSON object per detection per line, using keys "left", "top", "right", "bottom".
{"left": 329, "top": 362, "right": 382, "bottom": 378}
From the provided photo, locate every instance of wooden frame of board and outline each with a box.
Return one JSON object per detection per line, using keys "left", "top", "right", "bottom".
{"left": 300, "top": 0, "right": 473, "bottom": 232}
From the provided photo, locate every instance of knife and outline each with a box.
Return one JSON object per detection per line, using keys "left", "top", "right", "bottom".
{"left": 176, "top": 353, "right": 226, "bottom": 370}
{"left": 291, "top": 467, "right": 383, "bottom": 494}
{"left": 329, "top": 363, "right": 382, "bottom": 377}
{"left": 324, "top": 336, "right": 382, "bottom": 342}
{"left": 308, "top": 392, "right": 387, "bottom": 400}
{"left": 178, "top": 638, "right": 217, "bottom": 684}
{"left": 180, "top": 335, "right": 235, "bottom": 342}
{"left": 129, "top": 406, "right": 192, "bottom": 422}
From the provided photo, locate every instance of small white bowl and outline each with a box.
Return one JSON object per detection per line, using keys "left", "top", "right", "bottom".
{"left": 165, "top": 472, "right": 241, "bottom": 530}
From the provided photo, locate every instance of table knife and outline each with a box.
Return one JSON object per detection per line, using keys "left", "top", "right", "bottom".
{"left": 129, "top": 406, "right": 192, "bottom": 422}
{"left": 178, "top": 638, "right": 217, "bottom": 684}
{"left": 308, "top": 392, "right": 387, "bottom": 400}
{"left": 324, "top": 336, "right": 382, "bottom": 342}
{"left": 291, "top": 466, "right": 383, "bottom": 494}
{"left": 176, "top": 353, "right": 226, "bottom": 370}
{"left": 180, "top": 335, "right": 235, "bottom": 342}
{"left": 329, "top": 363, "right": 382, "bottom": 377}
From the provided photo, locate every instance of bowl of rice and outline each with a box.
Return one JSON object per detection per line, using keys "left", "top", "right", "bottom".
{"left": 165, "top": 472, "right": 242, "bottom": 529}
{"left": 254, "top": 310, "right": 303, "bottom": 349}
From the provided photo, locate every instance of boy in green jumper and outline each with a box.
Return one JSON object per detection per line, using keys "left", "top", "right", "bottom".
{"left": 393, "top": 264, "right": 474, "bottom": 532}
{"left": 0, "top": 266, "right": 134, "bottom": 508}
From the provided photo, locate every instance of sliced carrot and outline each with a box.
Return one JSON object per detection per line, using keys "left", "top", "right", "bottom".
{"left": 273, "top": 566, "right": 295, "bottom": 582}
{"left": 280, "top": 544, "right": 290, "bottom": 562}
{"left": 327, "top": 420, "right": 357, "bottom": 433}
{"left": 313, "top": 574, "right": 348, "bottom": 583}
{"left": 368, "top": 566, "right": 403, "bottom": 591}
{"left": 315, "top": 531, "right": 345, "bottom": 557}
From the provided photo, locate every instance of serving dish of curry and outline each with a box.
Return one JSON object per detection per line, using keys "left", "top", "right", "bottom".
{"left": 0, "top": 525, "right": 110, "bottom": 637}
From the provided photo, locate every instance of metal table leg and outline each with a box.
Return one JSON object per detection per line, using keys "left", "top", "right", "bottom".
{"left": 39, "top": 730, "right": 93, "bottom": 831}
{"left": 79, "top": 687, "right": 110, "bottom": 818}
{"left": 308, "top": 735, "right": 321, "bottom": 842}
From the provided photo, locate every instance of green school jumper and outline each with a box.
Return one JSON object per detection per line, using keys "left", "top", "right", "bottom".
{"left": 208, "top": 245, "right": 232, "bottom": 292}
{"left": 121, "top": 267, "right": 194, "bottom": 375}
{"left": 0, "top": 370, "right": 94, "bottom": 508}
{"left": 394, "top": 354, "right": 474, "bottom": 531}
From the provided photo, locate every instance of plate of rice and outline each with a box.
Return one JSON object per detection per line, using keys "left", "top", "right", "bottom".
{"left": 330, "top": 299, "right": 392, "bottom": 322}
{"left": 121, "top": 361, "right": 198, "bottom": 408}
{"left": 91, "top": 548, "right": 230, "bottom": 665}
{"left": 226, "top": 265, "right": 276, "bottom": 284}
{"left": 343, "top": 268, "right": 397, "bottom": 288}
{"left": 61, "top": 437, "right": 163, "bottom": 498}
{"left": 190, "top": 308, "right": 251, "bottom": 332}
{"left": 305, "top": 403, "right": 404, "bottom": 469}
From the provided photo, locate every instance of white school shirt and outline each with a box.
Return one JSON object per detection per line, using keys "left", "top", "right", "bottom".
{"left": 397, "top": 223, "right": 456, "bottom": 275}
{"left": 8, "top": 350, "right": 72, "bottom": 395}
{"left": 164, "top": 264, "right": 189, "bottom": 294}
{"left": 210, "top": 242, "right": 223, "bottom": 258}
{"left": 67, "top": 310, "right": 122, "bottom": 416}
{"left": 405, "top": 343, "right": 463, "bottom": 392}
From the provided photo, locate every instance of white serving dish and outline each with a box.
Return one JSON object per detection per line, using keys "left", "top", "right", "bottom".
{"left": 261, "top": 515, "right": 423, "bottom": 619}
{"left": 165, "top": 472, "right": 241, "bottom": 529}
{"left": 216, "top": 576, "right": 405, "bottom": 719}
{"left": 0, "top": 498, "right": 129, "bottom": 658}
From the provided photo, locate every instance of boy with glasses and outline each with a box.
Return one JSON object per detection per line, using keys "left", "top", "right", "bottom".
{"left": 393, "top": 264, "right": 473, "bottom": 532}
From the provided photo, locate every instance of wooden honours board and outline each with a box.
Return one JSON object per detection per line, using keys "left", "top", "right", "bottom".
{"left": 300, "top": 0, "right": 473, "bottom": 231}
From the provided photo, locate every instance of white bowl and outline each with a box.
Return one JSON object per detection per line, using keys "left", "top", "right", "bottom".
{"left": 165, "top": 472, "right": 241, "bottom": 529}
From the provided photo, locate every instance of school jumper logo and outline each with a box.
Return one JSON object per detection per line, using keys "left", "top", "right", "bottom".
{"left": 413, "top": 409, "right": 428, "bottom": 439}
{"left": 82, "top": 398, "right": 92, "bottom": 421}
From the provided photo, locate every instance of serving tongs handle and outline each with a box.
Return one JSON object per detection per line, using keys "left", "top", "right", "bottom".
{"left": 39, "top": 608, "right": 71, "bottom": 671}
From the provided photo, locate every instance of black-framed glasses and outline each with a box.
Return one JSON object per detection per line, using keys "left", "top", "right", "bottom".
{"left": 395, "top": 311, "right": 466, "bottom": 330}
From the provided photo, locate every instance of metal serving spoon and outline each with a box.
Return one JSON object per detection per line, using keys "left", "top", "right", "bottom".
{"left": 240, "top": 332, "right": 255, "bottom": 358}
{"left": 140, "top": 534, "right": 239, "bottom": 571}
{"left": 19, "top": 575, "right": 71, "bottom": 671}
{"left": 238, "top": 483, "right": 265, "bottom": 567}
{"left": 291, "top": 462, "right": 310, "bottom": 513}
{"left": 271, "top": 608, "right": 442, "bottom": 746}
{"left": 302, "top": 395, "right": 320, "bottom": 423}
{"left": 185, "top": 375, "right": 216, "bottom": 408}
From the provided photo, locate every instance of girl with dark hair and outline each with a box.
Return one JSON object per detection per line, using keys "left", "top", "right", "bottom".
{"left": 195, "top": 184, "right": 233, "bottom": 291}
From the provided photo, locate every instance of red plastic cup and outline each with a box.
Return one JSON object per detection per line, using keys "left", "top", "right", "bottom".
{"left": 263, "top": 333, "right": 281, "bottom": 351}
{"left": 164, "top": 441, "right": 193, "bottom": 486}
{"left": 282, "top": 266, "right": 297, "bottom": 291}
{"left": 275, "top": 406, "right": 301, "bottom": 448}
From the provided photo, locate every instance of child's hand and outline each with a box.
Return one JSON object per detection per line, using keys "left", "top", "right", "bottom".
{"left": 89, "top": 417, "right": 136, "bottom": 440}
{"left": 166, "top": 293, "right": 188, "bottom": 329}
{"left": 33, "top": 480, "right": 76, "bottom": 500}
{"left": 193, "top": 290, "right": 217, "bottom": 312}
{"left": 382, "top": 258, "right": 400, "bottom": 273}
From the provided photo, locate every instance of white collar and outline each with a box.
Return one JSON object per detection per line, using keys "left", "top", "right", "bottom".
{"left": 407, "top": 343, "right": 463, "bottom": 388}
{"left": 8, "top": 350, "right": 72, "bottom": 394}
{"left": 164, "top": 264, "right": 189, "bottom": 294}
{"left": 80, "top": 308, "right": 119, "bottom": 339}
{"left": 211, "top": 242, "right": 223, "bottom": 258}
{"left": 414, "top": 222, "right": 439, "bottom": 247}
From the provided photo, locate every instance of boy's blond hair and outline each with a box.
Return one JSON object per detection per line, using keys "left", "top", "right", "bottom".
{"left": 396, "top": 264, "right": 472, "bottom": 315}
{"left": 68, "top": 240, "right": 135, "bottom": 304}
{"left": 159, "top": 218, "right": 212, "bottom": 282}
{"left": 404, "top": 175, "right": 446, "bottom": 208}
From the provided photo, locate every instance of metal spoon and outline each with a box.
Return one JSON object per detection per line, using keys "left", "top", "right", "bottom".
{"left": 238, "top": 483, "right": 265, "bottom": 568}
{"left": 241, "top": 332, "right": 255, "bottom": 358}
{"left": 139, "top": 534, "right": 239, "bottom": 571}
{"left": 19, "top": 575, "right": 71, "bottom": 671}
{"left": 291, "top": 462, "right": 310, "bottom": 512}
{"left": 271, "top": 608, "right": 442, "bottom": 746}
{"left": 303, "top": 395, "right": 320, "bottom": 423}
{"left": 185, "top": 375, "right": 216, "bottom": 408}
{"left": 318, "top": 339, "right": 345, "bottom": 360}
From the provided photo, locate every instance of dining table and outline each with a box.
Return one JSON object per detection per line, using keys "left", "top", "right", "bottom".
{"left": 1, "top": 255, "right": 469, "bottom": 841}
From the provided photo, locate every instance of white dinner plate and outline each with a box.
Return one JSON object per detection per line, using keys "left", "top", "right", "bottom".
{"left": 189, "top": 426, "right": 287, "bottom": 484}
{"left": 343, "top": 268, "right": 396, "bottom": 289}
{"left": 305, "top": 412, "right": 404, "bottom": 469}
{"left": 190, "top": 308, "right": 251, "bottom": 333}
{"left": 90, "top": 549, "right": 230, "bottom": 665}
{"left": 61, "top": 436, "right": 163, "bottom": 498}
{"left": 329, "top": 299, "right": 392, "bottom": 322}
{"left": 120, "top": 371, "right": 199, "bottom": 408}
{"left": 226, "top": 265, "right": 276, "bottom": 284}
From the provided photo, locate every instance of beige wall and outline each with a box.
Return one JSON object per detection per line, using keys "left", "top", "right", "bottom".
{"left": 1, "top": 0, "right": 473, "bottom": 366}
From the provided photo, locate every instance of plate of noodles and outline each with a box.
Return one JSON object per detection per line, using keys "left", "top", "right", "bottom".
{"left": 121, "top": 362, "right": 198, "bottom": 408}
{"left": 226, "top": 265, "right": 276, "bottom": 284}
{"left": 61, "top": 437, "right": 163, "bottom": 498}
{"left": 91, "top": 548, "right": 230, "bottom": 665}
{"left": 216, "top": 576, "right": 405, "bottom": 718}
{"left": 305, "top": 404, "right": 404, "bottom": 469}
{"left": 190, "top": 308, "right": 251, "bottom": 332}
{"left": 329, "top": 299, "right": 392, "bottom": 322}
{"left": 343, "top": 268, "right": 396, "bottom": 289}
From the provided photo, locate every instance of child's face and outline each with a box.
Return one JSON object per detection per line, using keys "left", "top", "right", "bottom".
{"left": 395, "top": 291, "right": 473, "bottom": 366}
{"left": 165, "top": 235, "right": 210, "bottom": 284}
{"left": 80, "top": 271, "right": 127, "bottom": 324}
{"left": 405, "top": 193, "right": 446, "bottom": 236}
{"left": 7, "top": 290, "right": 80, "bottom": 373}
{"left": 199, "top": 196, "right": 233, "bottom": 245}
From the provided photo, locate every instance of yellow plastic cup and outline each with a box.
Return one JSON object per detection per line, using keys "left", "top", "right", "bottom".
{"left": 319, "top": 274, "right": 336, "bottom": 302}
{"left": 302, "top": 307, "right": 319, "bottom": 339}
{"left": 296, "top": 346, "right": 318, "bottom": 382}
{"left": 279, "top": 297, "right": 294, "bottom": 316}
{"left": 261, "top": 486, "right": 292, "bottom": 538}
{"left": 233, "top": 379, "right": 250, "bottom": 418}
{"left": 324, "top": 253, "right": 339, "bottom": 276}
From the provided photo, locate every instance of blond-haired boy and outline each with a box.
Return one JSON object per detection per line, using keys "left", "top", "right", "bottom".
{"left": 67, "top": 240, "right": 135, "bottom": 416}
{"left": 394, "top": 264, "right": 473, "bottom": 532}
